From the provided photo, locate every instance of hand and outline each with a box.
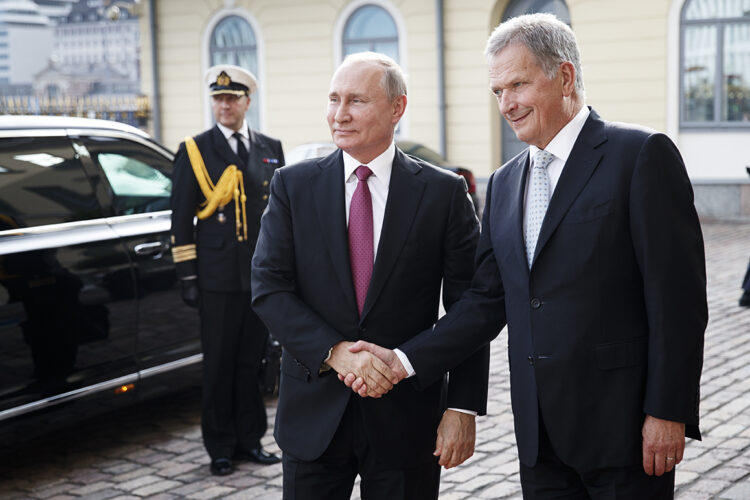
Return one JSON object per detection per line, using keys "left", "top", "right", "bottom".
{"left": 338, "top": 341, "right": 408, "bottom": 397}
{"left": 326, "top": 342, "right": 397, "bottom": 398}
{"left": 180, "top": 278, "right": 200, "bottom": 308}
{"left": 642, "top": 414, "right": 685, "bottom": 476}
{"left": 434, "top": 410, "right": 476, "bottom": 469}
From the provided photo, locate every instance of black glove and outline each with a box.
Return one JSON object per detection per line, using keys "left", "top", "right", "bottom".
{"left": 180, "top": 278, "right": 200, "bottom": 308}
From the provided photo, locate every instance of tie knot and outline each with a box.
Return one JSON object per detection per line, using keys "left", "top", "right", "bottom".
{"left": 533, "top": 150, "right": 554, "bottom": 170}
{"left": 355, "top": 165, "right": 373, "bottom": 182}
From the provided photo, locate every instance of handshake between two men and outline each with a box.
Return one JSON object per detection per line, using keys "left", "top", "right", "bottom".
{"left": 325, "top": 340, "right": 476, "bottom": 469}
{"left": 325, "top": 340, "right": 406, "bottom": 398}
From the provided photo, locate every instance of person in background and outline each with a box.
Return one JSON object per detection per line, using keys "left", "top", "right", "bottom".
{"left": 170, "top": 64, "right": 284, "bottom": 476}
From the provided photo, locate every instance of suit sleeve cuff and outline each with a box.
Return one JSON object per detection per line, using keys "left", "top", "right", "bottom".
{"left": 448, "top": 408, "right": 478, "bottom": 416}
{"left": 393, "top": 348, "right": 415, "bottom": 378}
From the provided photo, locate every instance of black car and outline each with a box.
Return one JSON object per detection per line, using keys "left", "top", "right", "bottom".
{"left": 0, "top": 116, "right": 204, "bottom": 440}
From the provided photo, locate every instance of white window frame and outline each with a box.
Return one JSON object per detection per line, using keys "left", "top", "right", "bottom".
{"left": 333, "top": 0, "right": 409, "bottom": 138}
{"left": 202, "top": 8, "right": 266, "bottom": 131}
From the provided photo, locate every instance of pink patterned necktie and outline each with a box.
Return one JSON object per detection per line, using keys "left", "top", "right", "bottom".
{"left": 349, "top": 165, "right": 374, "bottom": 315}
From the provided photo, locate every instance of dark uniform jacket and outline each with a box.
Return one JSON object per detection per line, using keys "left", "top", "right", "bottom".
{"left": 171, "top": 125, "right": 284, "bottom": 291}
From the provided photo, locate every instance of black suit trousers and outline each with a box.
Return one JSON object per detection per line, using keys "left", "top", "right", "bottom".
{"left": 742, "top": 260, "right": 750, "bottom": 292}
{"left": 199, "top": 290, "right": 268, "bottom": 459}
{"left": 520, "top": 410, "right": 675, "bottom": 500}
{"left": 281, "top": 397, "right": 441, "bottom": 500}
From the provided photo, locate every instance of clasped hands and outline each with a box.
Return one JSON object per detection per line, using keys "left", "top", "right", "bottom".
{"left": 328, "top": 341, "right": 476, "bottom": 469}
{"left": 326, "top": 341, "right": 406, "bottom": 398}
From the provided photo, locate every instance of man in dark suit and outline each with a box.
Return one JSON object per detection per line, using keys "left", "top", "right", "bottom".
{"left": 346, "top": 14, "right": 707, "bottom": 499}
{"left": 250, "top": 52, "right": 489, "bottom": 499}
{"left": 170, "top": 64, "right": 284, "bottom": 476}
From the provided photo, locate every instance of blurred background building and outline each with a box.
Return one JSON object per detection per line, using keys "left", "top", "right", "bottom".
{"left": 0, "top": 0, "right": 144, "bottom": 125}
{"left": 0, "top": 0, "right": 747, "bottom": 219}
{"left": 137, "top": 0, "right": 749, "bottom": 220}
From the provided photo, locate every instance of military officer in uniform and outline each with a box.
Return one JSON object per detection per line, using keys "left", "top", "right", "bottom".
{"left": 170, "top": 64, "right": 284, "bottom": 476}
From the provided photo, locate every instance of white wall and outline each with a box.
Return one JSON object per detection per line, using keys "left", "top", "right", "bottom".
{"left": 8, "top": 26, "right": 53, "bottom": 84}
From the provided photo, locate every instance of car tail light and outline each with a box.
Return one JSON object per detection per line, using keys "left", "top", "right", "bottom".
{"left": 457, "top": 170, "right": 476, "bottom": 194}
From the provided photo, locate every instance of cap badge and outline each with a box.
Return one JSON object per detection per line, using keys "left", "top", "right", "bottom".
{"left": 216, "top": 71, "right": 231, "bottom": 87}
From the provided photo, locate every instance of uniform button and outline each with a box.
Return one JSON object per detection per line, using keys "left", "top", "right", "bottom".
{"left": 262, "top": 194, "right": 269, "bottom": 200}
{"left": 528, "top": 355, "right": 534, "bottom": 365}
{"left": 530, "top": 298, "right": 541, "bottom": 309}
{"left": 263, "top": 180, "right": 269, "bottom": 186}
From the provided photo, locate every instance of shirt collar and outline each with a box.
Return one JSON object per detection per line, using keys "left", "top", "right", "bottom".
{"left": 217, "top": 120, "right": 249, "bottom": 141}
{"left": 529, "top": 106, "right": 590, "bottom": 163}
{"left": 343, "top": 142, "right": 395, "bottom": 186}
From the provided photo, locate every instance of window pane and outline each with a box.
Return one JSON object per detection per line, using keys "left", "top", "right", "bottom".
{"left": 209, "top": 16, "right": 260, "bottom": 129}
{"left": 683, "top": 25, "right": 717, "bottom": 122}
{"left": 723, "top": 23, "right": 750, "bottom": 122}
{"left": 344, "top": 6, "right": 397, "bottom": 40}
{"left": 684, "top": 0, "right": 750, "bottom": 20}
{"left": 343, "top": 5, "right": 399, "bottom": 62}
{"left": 82, "top": 137, "right": 172, "bottom": 216}
{"left": 98, "top": 154, "right": 171, "bottom": 197}
{"left": 343, "top": 42, "right": 372, "bottom": 57}
{"left": 0, "top": 137, "right": 100, "bottom": 228}
{"left": 213, "top": 17, "right": 256, "bottom": 48}
{"left": 504, "top": 0, "right": 571, "bottom": 24}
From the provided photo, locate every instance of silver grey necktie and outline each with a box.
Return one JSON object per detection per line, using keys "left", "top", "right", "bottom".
{"left": 525, "top": 149, "right": 555, "bottom": 268}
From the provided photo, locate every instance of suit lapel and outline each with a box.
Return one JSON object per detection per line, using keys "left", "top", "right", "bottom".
{"left": 504, "top": 151, "right": 532, "bottom": 273}
{"left": 311, "top": 151, "right": 358, "bottom": 312}
{"left": 533, "top": 110, "right": 607, "bottom": 264}
{"left": 361, "top": 149, "right": 425, "bottom": 320}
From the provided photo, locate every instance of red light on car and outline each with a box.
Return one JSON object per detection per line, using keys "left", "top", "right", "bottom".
{"left": 115, "top": 384, "right": 135, "bottom": 394}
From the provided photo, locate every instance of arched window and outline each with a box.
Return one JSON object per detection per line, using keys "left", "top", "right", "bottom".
{"left": 680, "top": 0, "right": 750, "bottom": 127}
{"left": 209, "top": 15, "right": 260, "bottom": 128}
{"left": 342, "top": 5, "right": 399, "bottom": 61}
{"left": 502, "top": 0, "right": 570, "bottom": 23}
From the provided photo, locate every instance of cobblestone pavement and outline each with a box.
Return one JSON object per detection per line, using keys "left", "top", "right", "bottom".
{"left": 1, "top": 221, "right": 749, "bottom": 500}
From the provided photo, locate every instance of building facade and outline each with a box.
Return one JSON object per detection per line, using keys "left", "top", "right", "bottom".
{"left": 0, "top": 0, "right": 53, "bottom": 87}
{"left": 141, "top": 0, "right": 750, "bottom": 219}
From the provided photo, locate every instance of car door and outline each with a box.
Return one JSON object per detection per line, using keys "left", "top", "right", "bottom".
{"left": 0, "top": 132, "right": 137, "bottom": 421}
{"left": 72, "top": 133, "right": 201, "bottom": 377}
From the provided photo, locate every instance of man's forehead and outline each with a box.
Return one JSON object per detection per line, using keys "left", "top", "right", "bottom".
{"left": 332, "top": 61, "right": 382, "bottom": 82}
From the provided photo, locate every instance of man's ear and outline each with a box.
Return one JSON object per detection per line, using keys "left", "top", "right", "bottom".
{"left": 559, "top": 61, "right": 576, "bottom": 97}
{"left": 392, "top": 95, "right": 407, "bottom": 123}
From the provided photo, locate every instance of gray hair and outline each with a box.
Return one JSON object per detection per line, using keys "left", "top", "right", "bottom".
{"left": 484, "top": 13, "right": 585, "bottom": 94}
{"left": 340, "top": 51, "right": 407, "bottom": 101}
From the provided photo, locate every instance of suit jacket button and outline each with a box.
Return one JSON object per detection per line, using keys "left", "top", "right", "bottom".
{"left": 528, "top": 355, "right": 534, "bottom": 365}
{"left": 530, "top": 298, "right": 541, "bottom": 309}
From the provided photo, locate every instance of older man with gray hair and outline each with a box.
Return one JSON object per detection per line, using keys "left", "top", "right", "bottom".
{"left": 345, "top": 14, "right": 707, "bottom": 499}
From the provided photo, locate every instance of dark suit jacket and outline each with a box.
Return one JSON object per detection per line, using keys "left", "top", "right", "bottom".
{"left": 251, "top": 148, "right": 490, "bottom": 467}
{"left": 400, "top": 108, "right": 707, "bottom": 470}
{"left": 170, "top": 125, "right": 284, "bottom": 291}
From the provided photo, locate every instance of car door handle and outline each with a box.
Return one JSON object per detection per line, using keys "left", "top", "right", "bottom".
{"left": 134, "top": 241, "right": 165, "bottom": 256}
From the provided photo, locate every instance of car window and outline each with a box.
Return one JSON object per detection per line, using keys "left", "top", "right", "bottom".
{"left": 0, "top": 136, "right": 101, "bottom": 228}
{"left": 81, "top": 137, "right": 172, "bottom": 216}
